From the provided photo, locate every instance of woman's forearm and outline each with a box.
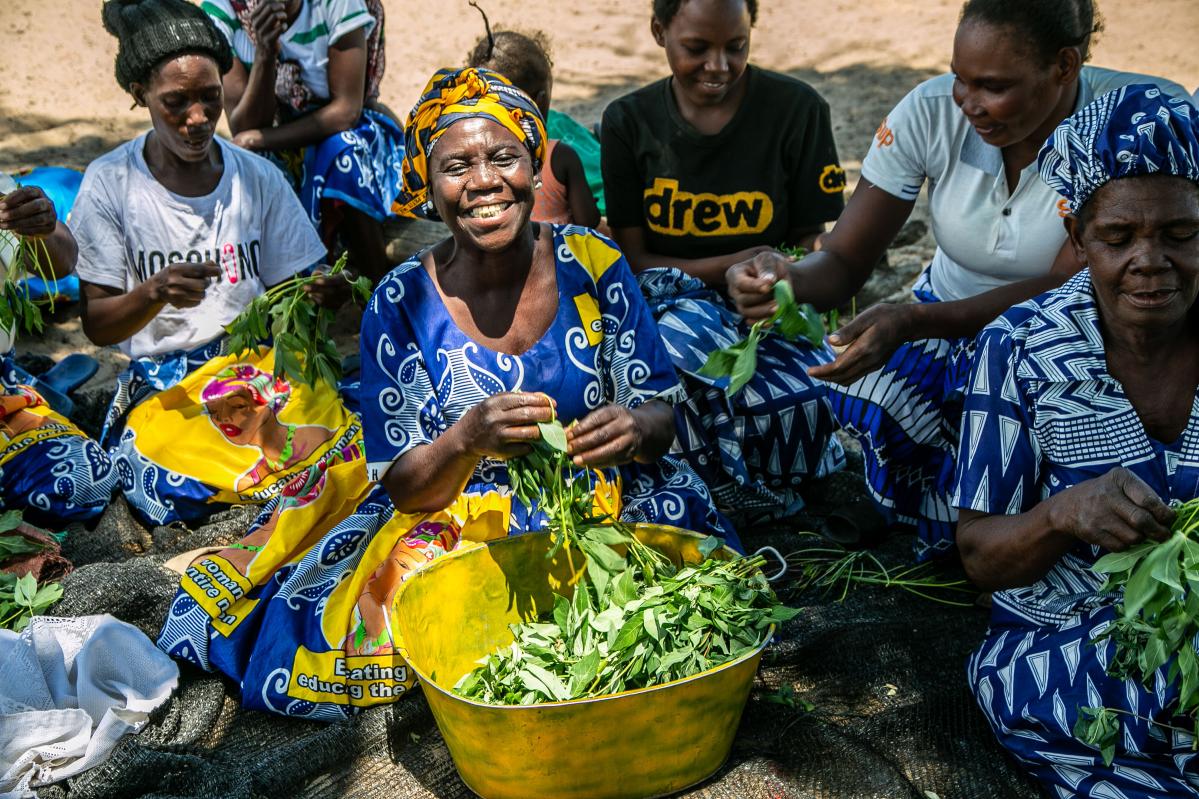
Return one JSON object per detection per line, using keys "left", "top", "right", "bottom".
{"left": 381, "top": 425, "right": 482, "bottom": 513}
{"left": 625, "top": 245, "right": 765, "bottom": 286}
{"left": 787, "top": 248, "right": 868, "bottom": 311}
{"left": 957, "top": 502, "right": 1077, "bottom": 591}
{"left": 227, "top": 56, "right": 280, "bottom": 134}
{"left": 905, "top": 272, "right": 1071, "bottom": 342}
{"left": 257, "top": 98, "right": 363, "bottom": 151}
{"left": 30, "top": 222, "right": 77, "bottom": 280}
{"left": 80, "top": 282, "right": 165, "bottom": 346}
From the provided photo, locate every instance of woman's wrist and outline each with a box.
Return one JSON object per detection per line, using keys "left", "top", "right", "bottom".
{"left": 903, "top": 301, "right": 939, "bottom": 341}
{"left": 441, "top": 419, "right": 476, "bottom": 462}
{"left": 138, "top": 270, "right": 165, "bottom": 306}
{"left": 629, "top": 402, "right": 670, "bottom": 463}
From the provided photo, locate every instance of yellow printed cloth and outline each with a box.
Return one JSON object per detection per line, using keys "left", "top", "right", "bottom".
{"left": 109, "top": 344, "right": 363, "bottom": 526}
{"left": 0, "top": 383, "right": 117, "bottom": 526}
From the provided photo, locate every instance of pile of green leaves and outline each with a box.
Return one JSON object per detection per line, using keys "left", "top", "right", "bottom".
{"left": 455, "top": 421, "right": 798, "bottom": 704}
{"left": 0, "top": 220, "right": 58, "bottom": 336}
{"left": 1076, "top": 498, "right": 1199, "bottom": 764}
{"left": 454, "top": 550, "right": 796, "bottom": 704}
{"left": 225, "top": 252, "right": 372, "bottom": 389}
{"left": 700, "top": 251, "right": 826, "bottom": 395}
{"left": 0, "top": 511, "right": 64, "bottom": 632}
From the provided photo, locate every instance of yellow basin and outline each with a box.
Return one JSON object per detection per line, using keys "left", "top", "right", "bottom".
{"left": 392, "top": 524, "right": 768, "bottom": 799}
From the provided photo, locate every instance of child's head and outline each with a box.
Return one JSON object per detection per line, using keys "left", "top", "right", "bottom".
{"left": 466, "top": 21, "right": 554, "bottom": 117}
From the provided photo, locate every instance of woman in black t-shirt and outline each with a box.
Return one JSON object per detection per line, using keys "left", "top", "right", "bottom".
{"left": 600, "top": 0, "right": 846, "bottom": 520}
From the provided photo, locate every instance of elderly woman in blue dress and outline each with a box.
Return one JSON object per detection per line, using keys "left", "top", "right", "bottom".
{"left": 157, "top": 68, "right": 734, "bottom": 720}
{"left": 955, "top": 84, "right": 1199, "bottom": 796}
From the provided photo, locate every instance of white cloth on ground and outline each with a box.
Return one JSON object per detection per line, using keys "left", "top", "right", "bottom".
{"left": 0, "top": 615, "right": 179, "bottom": 799}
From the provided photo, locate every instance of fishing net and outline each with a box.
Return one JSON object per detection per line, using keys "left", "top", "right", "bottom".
{"left": 36, "top": 454, "right": 1042, "bottom": 799}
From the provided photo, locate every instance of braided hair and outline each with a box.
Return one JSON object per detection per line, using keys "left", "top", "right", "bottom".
{"left": 465, "top": 2, "right": 553, "bottom": 102}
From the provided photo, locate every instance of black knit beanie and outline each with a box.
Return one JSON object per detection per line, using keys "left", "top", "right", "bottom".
{"left": 102, "top": 0, "right": 234, "bottom": 93}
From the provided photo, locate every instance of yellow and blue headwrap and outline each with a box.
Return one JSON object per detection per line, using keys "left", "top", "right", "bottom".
{"left": 393, "top": 67, "right": 548, "bottom": 219}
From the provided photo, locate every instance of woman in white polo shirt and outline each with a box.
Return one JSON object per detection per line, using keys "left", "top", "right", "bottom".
{"left": 726, "top": 0, "right": 1185, "bottom": 559}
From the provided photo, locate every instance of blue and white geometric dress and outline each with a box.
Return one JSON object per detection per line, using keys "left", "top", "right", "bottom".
{"left": 955, "top": 271, "right": 1199, "bottom": 798}
{"left": 825, "top": 268, "right": 975, "bottom": 560}
{"left": 637, "top": 267, "right": 843, "bottom": 519}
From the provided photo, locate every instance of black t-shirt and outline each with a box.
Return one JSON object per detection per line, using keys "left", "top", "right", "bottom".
{"left": 601, "top": 66, "right": 845, "bottom": 259}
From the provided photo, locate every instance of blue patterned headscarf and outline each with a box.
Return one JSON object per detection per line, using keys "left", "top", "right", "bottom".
{"left": 392, "top": 67, "right": 547, "bottom": 220}
{"left": 1038, "top": 84, "right": 1199, "bottom": 214}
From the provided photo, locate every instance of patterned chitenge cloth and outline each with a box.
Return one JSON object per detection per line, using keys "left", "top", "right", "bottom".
{"left": 956, "top": 271, "right": 1199, "bottom": 798}
{"left": 157, "top": 226, "right": 736, "bottom": 720}
{"left": 637, "top": 267, "right": 844, "bottom": 521}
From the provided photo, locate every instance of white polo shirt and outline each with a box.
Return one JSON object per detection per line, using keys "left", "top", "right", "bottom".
{"left": 861, "top": 66, "right": 1187, "bottom": 302}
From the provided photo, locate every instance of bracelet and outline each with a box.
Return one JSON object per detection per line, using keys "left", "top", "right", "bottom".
{"left": 229, "top": 543, "right": 264, "bottom": 552}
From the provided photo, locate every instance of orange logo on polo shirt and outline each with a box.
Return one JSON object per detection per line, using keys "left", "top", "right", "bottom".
{"left": 643, "top": 178, "right": 773, "bottom": 237}
{"left": 819, "top": 164, "right": 847, "bottom": 194}
{"left": 1056, "top": 198, "right": 1071, "bottom": 218}
{"left": 875, "top": 118, "right": 895, "bottom": 148}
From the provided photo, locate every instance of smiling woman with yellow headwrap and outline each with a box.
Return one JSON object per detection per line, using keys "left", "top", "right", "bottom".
{"left": 157, "top": 66, "right": 735, "bottom": 720}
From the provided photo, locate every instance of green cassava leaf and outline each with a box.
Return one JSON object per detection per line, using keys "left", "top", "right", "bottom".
{"left": 1074, "top": 706, "right": 1119, "bottom": 767}
{"left": 537, "top": 420, "right": 568, "bottom": 453}
{"left": 698, "top": 535, "right": 722, "bottom": 559}
{"left": 726, "top": 326, "right": 761, "bottom": 395}
{"left": 13, "top": 573, "right": 36, "bottom": 607}
{"left": 0, "top": 510, "right": 22, "bottom": 534}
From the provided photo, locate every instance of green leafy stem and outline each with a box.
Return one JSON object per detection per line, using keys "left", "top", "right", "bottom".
{"left": 1075, "top": 497, "right": 1199, "bottom": 763}
{"left": 699, "top": 247, "right": 828, "bottom": 395}
{"left": 224, "top": 252, "right": 373, "bottom": 390}
{"left": 0, "top": 222, "right": 58, "bottom": 336}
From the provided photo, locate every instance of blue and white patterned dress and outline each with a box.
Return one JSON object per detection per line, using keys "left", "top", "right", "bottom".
{"left": 363, "top": 228, "right": 736, "bottom": 545}
{"left": 638, "top": 268, "right": 843, "bottom": 519}
{"left": 955, "top": 271, "right": 1199, "bottom": 798}
{"left": 827, "top": 269, "right": 973, "bottom": 559}
{"left": 157, "top": 227, "right": 735, "bottom": 721}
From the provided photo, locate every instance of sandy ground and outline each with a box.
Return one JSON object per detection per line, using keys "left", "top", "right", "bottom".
{"left": 0, "top": 0, "right": 1196, "bottom": 393}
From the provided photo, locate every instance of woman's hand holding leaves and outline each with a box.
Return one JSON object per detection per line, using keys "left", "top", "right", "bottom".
{"left": 726, "top": 250, "right": 792, "bottom": 324}
{"left": 0, "top": 186, "right": 57, "bottom": 239}
{"left": 807, "top": 302, "right": 916, "bottom": 386}
{"left": 459, "top": 392, "right": 556, "bottom": 461}
{"left": 148, "top": 261, "right": 221, "bottom": 309}
{"left": 1050, "top": 467, "right": 1175, "bottom": 552}
{"left": 567, "top": 404, "right": 643, "bottom": 467}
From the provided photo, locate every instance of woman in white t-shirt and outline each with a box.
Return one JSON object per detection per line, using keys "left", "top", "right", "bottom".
{"left": 0, "top": 179, "right": 118, "bottom": 525}
{"left": 727, "top": 0, "right": 1186, "bottom": 559}
{"left": 204, "top": 0, "right": 402, "bottom": 283}
{"left": 72, "top": 0, "right": 364, "bottom": 528}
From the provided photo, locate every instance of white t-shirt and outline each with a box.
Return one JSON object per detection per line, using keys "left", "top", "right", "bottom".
{"left": 861, "top": 66, "right": 1187, "bottom": 302}
{"left": 71, "top": 134, "right": 326, "bottom": 358}
{"left": 204, "top": 0, "right": 375, "bottom": 104}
